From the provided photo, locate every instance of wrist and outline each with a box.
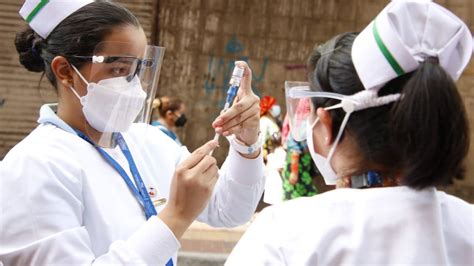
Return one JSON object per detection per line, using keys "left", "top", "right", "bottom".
{"left": 239, "top": 147, "right": 261, "bottom": 159}
{"left": 236, "top": 128, "right": 260, "bottom": 145}
{"left": 228, "top": 133, "right": 264, "bottom": 157}
{"left": 158, "top": 207, "right": 193, "bottom": 240}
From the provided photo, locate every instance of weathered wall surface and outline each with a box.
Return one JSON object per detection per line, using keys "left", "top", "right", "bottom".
{"left": 0, "top": 0, "right": 473, "bottom": 201}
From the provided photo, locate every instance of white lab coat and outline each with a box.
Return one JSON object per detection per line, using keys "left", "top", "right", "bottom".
{"left": 0, "top": 104, "right": 265, "bottom": 265}
{"left": 260, "top": 116, "right": 280, "bottom": 145}
{"left": 263, "top": 147, "right": 285, "bottom": 205}
{"left": 226, "top": 186, "right": 474, "bottom": 265}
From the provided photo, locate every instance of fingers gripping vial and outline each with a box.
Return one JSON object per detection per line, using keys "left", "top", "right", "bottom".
{"left": 210, "top": 65, "right": 244, "bottom": 154}
{"left": 212, "top": 65, "right": 244, "bottom": 137}
{"left": 225, "top": 65, "right": 245, "bottom": 110}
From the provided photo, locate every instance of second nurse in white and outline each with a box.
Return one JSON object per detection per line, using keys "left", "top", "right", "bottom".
{"left": 226, "top": 1, "right": 474, "bottom": 265}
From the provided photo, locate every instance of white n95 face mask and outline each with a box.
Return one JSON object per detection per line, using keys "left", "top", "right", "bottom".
{"left": 306, "top": 118, "right": 339, "bottom": 185}
{"left": 70, "top": 65, "right": 146, "bottom": 133}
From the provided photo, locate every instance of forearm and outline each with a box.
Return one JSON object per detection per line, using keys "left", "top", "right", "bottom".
{"left": 197, "top": 146, "right": 265, "bottom": 227}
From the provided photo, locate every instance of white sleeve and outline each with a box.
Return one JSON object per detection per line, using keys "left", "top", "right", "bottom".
{"left": 0, "top": 152, "right": 179, "bottom": 266}
{"left": 225, "top": 207, "right": 283, "bottom": 265}
{"left": 197, "top": 145, "right": 265, "bottom": 227}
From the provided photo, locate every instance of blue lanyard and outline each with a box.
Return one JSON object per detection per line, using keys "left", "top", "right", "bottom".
{"left": 76, "top": 131, "right": 174, "bottom": 266}
{"left": 75, "top": 131, "right": 157, "bottom": 219}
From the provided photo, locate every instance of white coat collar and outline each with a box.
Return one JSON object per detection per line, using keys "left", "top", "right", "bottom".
{"left": 37, "top": 103, "right": 77, "bottom": 135}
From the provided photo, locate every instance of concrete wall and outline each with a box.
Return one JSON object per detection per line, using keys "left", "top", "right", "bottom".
{"left": 156, "top": 0, "right": 474, "bottom": 201}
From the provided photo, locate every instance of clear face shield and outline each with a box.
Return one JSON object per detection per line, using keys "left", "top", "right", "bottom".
{"left": 285, "top": 81, "right": 357, "bottom": 185}
{"left": 71, "top": 41, "right": 165, "bottom": 147}
{"left": 285, "top": 81, "right": 402, "bottom": 185}
{"left": 285, "top": 81, "right": 355, "bottom": 141}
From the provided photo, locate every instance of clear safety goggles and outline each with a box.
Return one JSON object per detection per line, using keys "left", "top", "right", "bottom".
{"left": 71, "top": 55, "right": 155, "bottom": 82}
{"left": 70, "top": 41, "right": 161, "bottom": 84}
{"left": 285, "top": 81, "right": 357, "bottom": 142}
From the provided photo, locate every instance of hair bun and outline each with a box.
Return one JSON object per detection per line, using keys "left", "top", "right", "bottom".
{"left": 152, "top": 98, "right": 162, "bottom": 109}
{"left": 14, "top": 27, "right": 45, "bottom": 73}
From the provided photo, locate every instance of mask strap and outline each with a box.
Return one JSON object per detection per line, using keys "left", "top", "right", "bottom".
{"left": 322, "top": 99, "right": 355, "bottom": 162}
{"left": 326, "top": 110, "right": 352, "bottom": 162}
{"left": 68, "top": 65, "right": 90, "bottom": 101}
{"left": 69, "top": 85, "right": 82, "bottom": 100}
{"left": 71, "top": 65, "right": 90, "bottom": 86}
{"left": 310, "top": 117, "right": 319, "bottom": 129}
{"left": 308, "top": 97, "right": 342, "bottom": 129}
{"left": 311, "top": 89, "right": 399, "bottom": 164}
{"left": 306, "top": 102, "right": 350, "bottom": 172}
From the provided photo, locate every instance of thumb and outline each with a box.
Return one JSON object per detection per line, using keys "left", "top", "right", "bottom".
{"left": 179, "top": 140, "right": 219, "bottom": 169}
{"left": 234, "top": 61, "right": 252, "bottom": 95}
{"left": 193, "top": 139, "right": 219, "bottom": 156}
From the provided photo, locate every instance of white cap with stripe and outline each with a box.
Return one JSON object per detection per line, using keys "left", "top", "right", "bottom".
{"left": 19, "top": 0, "right": 94, "bottom": 39}
{"left": 352, "top": 0, "right": 472, "bottom": 91}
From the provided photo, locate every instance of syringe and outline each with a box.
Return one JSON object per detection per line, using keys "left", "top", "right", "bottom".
{"left": 210, "top": 65, "right": 245, "bottom": 155}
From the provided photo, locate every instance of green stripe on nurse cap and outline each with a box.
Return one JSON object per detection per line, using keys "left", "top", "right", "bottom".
{"left": 19, "top": 0, "right": 94, "bottom": 39}
{"left": 351, "top": 0, "right": 472, "bottom": 91}
{"left": 372, "top": 19, "right": 405, "bottom": 77}
{"left": 26, "top": 0, "right": 49, "bottom": 23}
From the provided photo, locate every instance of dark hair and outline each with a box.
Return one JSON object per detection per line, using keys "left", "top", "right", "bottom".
{"left": 307, "top": 32, "right": 470, "bottom": 189}
{"left": 15, "top": 1, "right": 140, "bottom": 89}
{"left": 154, "top": 96, "right": 184, "bottom": 117}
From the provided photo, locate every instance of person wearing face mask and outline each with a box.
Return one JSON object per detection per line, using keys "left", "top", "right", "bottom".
{"left": 259, "top": 96, "right": 282, "bottom": 162}
{"left": 280, "top": 112, "right": 328, "bottom": 201}
{"left": 151, "top": 96, "right": 187, "bottom": 145}
{"left": 259, "top": 96, "right": 285, "bottom": 206}
{"left": 227, "top": 1, "right": 473, "bottom": 265}
{"left": 0, "top": 1, "right": 264, "bottom": 265}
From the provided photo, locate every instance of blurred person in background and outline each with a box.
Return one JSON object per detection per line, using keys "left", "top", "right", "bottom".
{"left": 260, "top": 96, "right": 285, "bottom": 205}
{"left": 151, "top": 96, "right": 186, "bottom": 145}
{"left": 259, "top": 96, "right": 281, "bottom": 163}
{"left": 280, "top": 113, "right": 326, "bottom": 200}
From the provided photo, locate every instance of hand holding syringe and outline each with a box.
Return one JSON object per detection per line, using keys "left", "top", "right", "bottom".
{"left": 161, "top": 62, "right": 259, "bottom": 240}
{"left": 210, "top": 61, "right": 261, "bottom": 158}
{"left": 210, "top": 65, "right": 245, "bottom": 155}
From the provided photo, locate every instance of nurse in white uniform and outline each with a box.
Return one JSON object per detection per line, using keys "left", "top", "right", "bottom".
{"left": 0, "top": 1, "right": 264, "bottom": 265}
{"left": 227, "top": 1, "right": 473, "bottom": 265}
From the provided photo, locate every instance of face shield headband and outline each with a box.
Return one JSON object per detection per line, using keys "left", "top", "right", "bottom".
{"left": 285, "top": 82, "right": 402, "bottom": 182}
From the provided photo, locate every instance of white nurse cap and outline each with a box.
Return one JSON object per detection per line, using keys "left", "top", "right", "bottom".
{"left": 346, "top": 0, "right": 473, "bottom": 111}
{"left": 352, "top": 0, "right": 472, "bottom": 90}
{"left": 19, "top": 0, "right": 94, "bottom": 39}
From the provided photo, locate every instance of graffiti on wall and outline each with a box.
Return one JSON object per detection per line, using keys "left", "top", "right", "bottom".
{"left": 204, "top": 34, "right": 269, "bottom": 106}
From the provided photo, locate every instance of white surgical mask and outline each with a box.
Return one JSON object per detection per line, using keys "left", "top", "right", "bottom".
{"left": 270, "top": 104, "right": 281, "bottom": 118}
{"left": 306, "top": 118, "right": 339, "bottom": 185}
{"left": 70, "top": 66, "right": 146, "bottom": 133}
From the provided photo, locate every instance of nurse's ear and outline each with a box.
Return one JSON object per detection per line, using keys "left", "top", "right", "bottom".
{"left": 316, "top": 107, "right": 333, "bottom": 146}
{"left": 51, "top": 56, "right": 74, "bottom": 88}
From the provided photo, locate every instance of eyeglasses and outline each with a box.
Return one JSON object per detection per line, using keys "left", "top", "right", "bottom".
{"left": 70, "top": 55, "right": 156, "bottom": 81}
